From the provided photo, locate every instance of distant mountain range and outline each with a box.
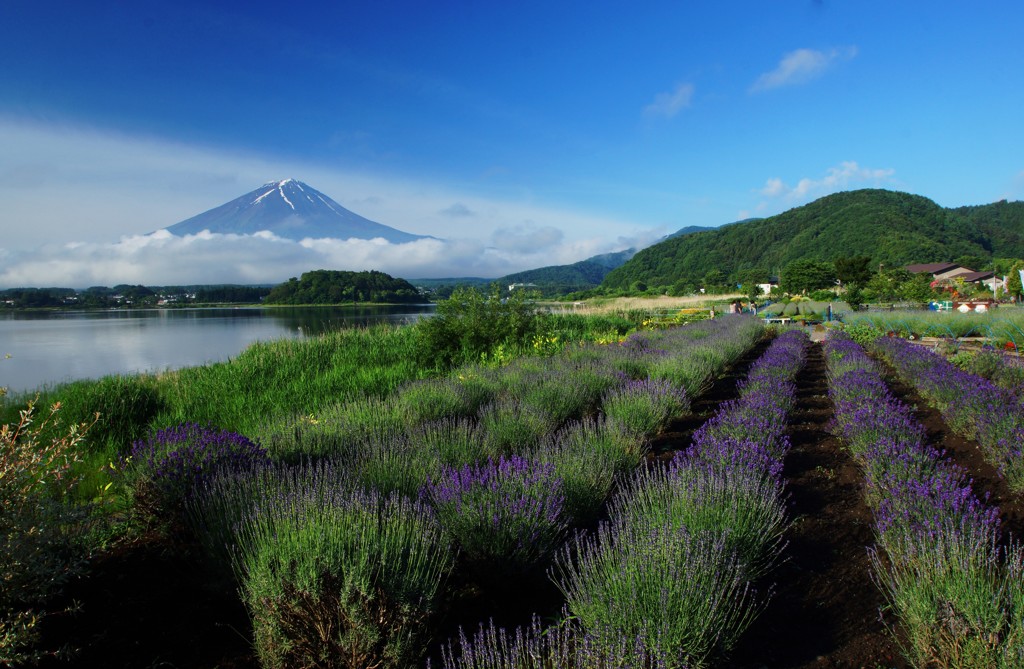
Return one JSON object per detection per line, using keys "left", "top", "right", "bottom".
{"left": 603, "top": 189, "right": 1024, "bottom": 290}
{"left": 153, "top": 181, "right": 1024, "bottom": 299}
{"left": 495, "top": 249, "right": 637, "bottom": 294}
{"left": 160, "top": 179, "right": 429, "bottom": 244}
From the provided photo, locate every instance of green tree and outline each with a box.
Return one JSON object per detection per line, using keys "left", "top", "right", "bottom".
{"left": 865, "top": 267, "right": 912, "bottom": 302}
{"left": 899, "top": 272, "right": 937, "bottom": 304}
{"left": 834, "top": 255, "right": 873, "bottom": 287}
{"left": 781, "top": 260, "right": 836, "bottom": 294}
{"left": 702, "top": 269, "right": 726, "bottom": 293}
{"left": 954, "top": 255, "right": 987, "bottom": 271}
{"left": 1007, "top": 260, "right": 1024, "bottom": 300}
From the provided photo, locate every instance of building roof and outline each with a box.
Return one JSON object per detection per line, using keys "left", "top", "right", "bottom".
{"left": 906, "top": 262, "right": 961, "bottom": 274}
{"left": 957, "top": 270, "right": 995, "bottom": 282}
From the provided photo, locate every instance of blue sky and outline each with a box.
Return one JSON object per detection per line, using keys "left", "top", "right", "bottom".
{"left": 2, "top": 1, "right": 1023, "bottom": 285}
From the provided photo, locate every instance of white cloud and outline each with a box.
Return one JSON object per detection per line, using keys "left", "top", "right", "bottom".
{"left": 0, "top": 116, "right": 651, "bottom": 286}
{"left": 0, "top": 232, "right": 508, "bottom": 286}
{"left": 759, "top": 177, "right": 786, "bottom": 197}
{"left": 644, "top": 83, "right": 695, "bottom": 118}
{"left": 755, "top": 160, "right": 895, "bottom": 207}
{"left": 750, "top": 46, "right": 857, "bottom": 92}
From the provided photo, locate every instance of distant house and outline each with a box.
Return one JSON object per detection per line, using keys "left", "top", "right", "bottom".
{"left": 907, "top": 263, "right": 999, "bottom": 292}
{"left": 508, "top": 282, "right": 538, "bottom": 292}
{"left": 956, "top": 270, "right": 995, "bottom": 284}
{"left": 909, "top": 262, "right": 995, "bottom": 282}
{"left": 905, "top": 263, "right": 972, "bottom": 281}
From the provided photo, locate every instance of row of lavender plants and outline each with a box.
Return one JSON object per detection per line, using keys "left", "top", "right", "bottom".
{"left": 824, "top": 331, "right": 1024, "bottom": 667}
{"left": 869, "top": 336, "right": 1024, "bottom": 493}
{"left": 950, "top": 348, "right": 1024, "bottom": 396}
{"left": 434, "top": 329, "right": 806, "bottom": 668}
{"left": 113, "top": 316, "right": 767, "bottom": 669}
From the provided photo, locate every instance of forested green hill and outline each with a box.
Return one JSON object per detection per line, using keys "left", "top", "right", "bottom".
{"left": 497, "top": 249, "right": 636, "bottom": 295}
{"left": 264, "top": 270, "right": 421, "bottom": 304}
{"left": 602, "top": 189, "right": 1024, "bottom": 291}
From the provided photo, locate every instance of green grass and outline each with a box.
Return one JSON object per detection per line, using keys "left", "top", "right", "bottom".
{"left": 844, "top": 307, "right": 1024, "bottom": 347}
{"left": 1, "top": 325, "right": 425, "bottom": 457}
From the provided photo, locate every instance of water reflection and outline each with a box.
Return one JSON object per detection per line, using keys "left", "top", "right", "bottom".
{"left": 0, "top": 305, "right": 435, "bottom": 394}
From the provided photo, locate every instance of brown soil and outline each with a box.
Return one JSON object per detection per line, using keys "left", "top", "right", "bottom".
{"left": 729, "top": 343, "right": 907, "bottom": 669}
{"left": 35, "top": 340, "right": 1017, "bottom": 668}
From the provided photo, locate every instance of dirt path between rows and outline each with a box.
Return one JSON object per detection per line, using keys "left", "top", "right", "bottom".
{"left": 731, "top": 342, "right": 907, "bottom": 669}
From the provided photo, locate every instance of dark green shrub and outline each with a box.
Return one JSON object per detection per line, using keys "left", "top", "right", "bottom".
{"left": 414, "top": 286, "right": 548, "bottom": 369}
{"left": 1, "top": 400, "right": 94, "bottom": 665}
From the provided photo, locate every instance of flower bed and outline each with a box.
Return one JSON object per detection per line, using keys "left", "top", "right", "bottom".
{"left": 870, "top": 336, "right": 1024, "bottom": 492}
{"left": 824, "top": 331, "right": 1024, "bottom": 667}
{"left": 179, "top": 317, "right": 769, "bottom": 668}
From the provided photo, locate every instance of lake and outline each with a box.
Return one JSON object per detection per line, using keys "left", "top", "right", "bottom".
{"left": 0, "top": 305, "right": 435, "bottom": 395}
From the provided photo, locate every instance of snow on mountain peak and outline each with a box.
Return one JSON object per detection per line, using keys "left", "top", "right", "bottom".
{"left": 277, "top": 181, "right": 295, "bottom": 210}
{"left": 163, "top": 179, "right": 432, "bottom": 244}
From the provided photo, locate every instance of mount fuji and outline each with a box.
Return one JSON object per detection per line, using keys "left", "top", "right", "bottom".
{"left": 160, "top": 179, "right": 431, "bottom": 244}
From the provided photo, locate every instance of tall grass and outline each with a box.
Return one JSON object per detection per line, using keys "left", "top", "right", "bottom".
{"left": 845, "top": 309, "right": 1024, "bottom": 348}
{"left": 157, "top": 325, "right": 424, "bottom": 434}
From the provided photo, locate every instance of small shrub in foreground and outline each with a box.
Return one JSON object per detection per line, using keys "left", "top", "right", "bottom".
{"left": 235, "top": 488, "right": 455, "bottom": 669}
{"left": 430, "top": 614, "right": 671, "bottom": 669}
{"left": 1, "top": 398, "right": 95, "bottom": 665}
{"left": 553, "top": 517, "right": 758, "bottom": 668}
{"left": 535, "top": 418, "right": 636, "bottom": 525}
{"left": 601, "top": 378, "right": 688, "bottom": 439}
{"left": 478, "top": 398, "right": 556, "bottom": 457}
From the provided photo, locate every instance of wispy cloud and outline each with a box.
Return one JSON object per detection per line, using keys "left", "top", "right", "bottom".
{"left": 754, "top": 160, "right": 895, "bottom": 209}
{"left": 750, "top": 46, "right": 857, "bottom": 93}
{"left": 644, "top": 83, "right": 695, "bottom": 118}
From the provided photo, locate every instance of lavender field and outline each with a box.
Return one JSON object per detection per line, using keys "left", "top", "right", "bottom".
{"left": 12, "top": 316, "right": 1024, "bottom": 668}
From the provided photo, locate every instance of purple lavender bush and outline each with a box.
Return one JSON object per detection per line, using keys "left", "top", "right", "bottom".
{"left": 871, "top": 336, "right": 1024, "bottom": 492}
{"left": 601, "top": 378, "right": 688, "bottom": 439}
{"left": 424, "top": 455, "right": 567, "bottom": 575}
{"left": 825, "top": 331, "right": 1024, "bottom": 667}
{"left": 235, "top": 486, "right": 455, "bottom": 669}
{"left": 120, "top": 422, "right": 268, "bottom": 523}
{"left": 553, "top": 517, "right": 758, "bottom": 668}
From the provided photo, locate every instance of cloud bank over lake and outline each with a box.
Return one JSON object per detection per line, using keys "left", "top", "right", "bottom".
{"left": 0, "top": 118, "right": 661, "bottom": 286}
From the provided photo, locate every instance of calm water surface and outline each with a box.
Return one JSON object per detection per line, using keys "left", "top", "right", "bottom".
{"left": 0, "top": 305, "right": 434, "bottom": 395}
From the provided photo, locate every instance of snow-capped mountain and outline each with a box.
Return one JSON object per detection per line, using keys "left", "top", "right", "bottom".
{"left": 160, "top": 179, "right": 430, "bottom": 243}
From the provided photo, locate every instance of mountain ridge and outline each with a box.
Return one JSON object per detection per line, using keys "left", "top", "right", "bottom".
{"left": 602, "top": 189, "right": 1024, "bottom": 291}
